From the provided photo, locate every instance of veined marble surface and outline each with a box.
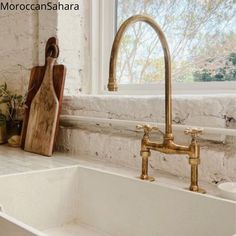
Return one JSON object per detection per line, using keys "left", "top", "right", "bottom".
{"left": 0, "top": 145, "right": 221, "bottom": 198}
{"left": 0, "top": 146, "right": 79, "bottom": 176}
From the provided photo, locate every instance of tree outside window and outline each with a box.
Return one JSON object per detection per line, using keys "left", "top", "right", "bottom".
{"left": 116, "top": 0, "right": 236, "bottom": 84}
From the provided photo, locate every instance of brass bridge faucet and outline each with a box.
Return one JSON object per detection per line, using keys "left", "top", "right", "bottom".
{"left": 107, "top": 15, "right": 205, "bottom": 193}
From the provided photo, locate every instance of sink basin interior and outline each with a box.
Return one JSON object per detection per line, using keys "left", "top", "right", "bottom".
{"left": 0, "top": 167, "right": 82, "bottom": 235}
{"left": 0, "top": 165, "right": 235, "bottom": 236}
{"left": 43, "top": 222, "right": 112, "bottom": 236}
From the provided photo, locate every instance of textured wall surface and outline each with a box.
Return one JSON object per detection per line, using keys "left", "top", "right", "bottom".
{"left": 0, "top": 0, "right": 90, "bottom": 95}
{"left": 56, "top": 0, "right": 90, "bottom": 95}
{"left": 0, "top": 0, "right": 38, "bottom": 93}
{"left": 57, "top": 95, "right": 236, "bottom": 185}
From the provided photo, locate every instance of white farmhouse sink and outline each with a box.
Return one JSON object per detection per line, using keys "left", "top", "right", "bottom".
{"left": 0, "top": 165, "right": 235, "bottom": 236}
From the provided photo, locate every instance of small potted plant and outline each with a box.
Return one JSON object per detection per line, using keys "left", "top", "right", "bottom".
{"left": 0, "top": 83, "right": 25, "bottom": 146}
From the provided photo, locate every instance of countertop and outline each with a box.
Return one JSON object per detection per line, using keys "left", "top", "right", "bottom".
{"left": 0, "top": 145, "right": 80, "bottom": 176}
{"left": 0, "top": 145, "right": 224, "bottom": 198}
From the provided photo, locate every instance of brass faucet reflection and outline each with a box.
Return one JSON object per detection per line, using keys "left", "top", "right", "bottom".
{"left": 107, "top": 15, "right": 205, "bottom": 193}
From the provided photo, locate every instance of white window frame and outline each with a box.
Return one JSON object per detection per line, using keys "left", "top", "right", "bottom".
{"left": 90, "top": 0, "right": 236, "bottom": 95}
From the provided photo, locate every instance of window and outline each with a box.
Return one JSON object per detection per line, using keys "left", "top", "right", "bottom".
{"left": 94, "top": 0, "right": 236, "bottom": 94}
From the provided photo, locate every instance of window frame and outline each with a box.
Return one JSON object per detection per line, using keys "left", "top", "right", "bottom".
{"left": 90, "top": 0, "right": 236, "bottom": 95}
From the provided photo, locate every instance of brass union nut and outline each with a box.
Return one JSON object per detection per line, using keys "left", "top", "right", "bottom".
{"left": 140, "top": 151, "right": 150, "bottom": 158}
{"left": 189, "top": 158, "right": 200, "bottom": 165}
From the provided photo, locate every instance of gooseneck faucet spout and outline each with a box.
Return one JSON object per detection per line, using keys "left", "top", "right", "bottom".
{"left": 108, "top": 15, "right": 173, "bottom": 138}
{"left": 107, "top": 15, "right": 205, "bottom": 193}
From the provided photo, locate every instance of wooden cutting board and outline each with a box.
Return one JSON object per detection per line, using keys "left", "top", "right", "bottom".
{"left": 24, "top": 57, "right": 59, "bottom": 156}
{"left": 21, "top": 37, "right": 66, "bottom": 155}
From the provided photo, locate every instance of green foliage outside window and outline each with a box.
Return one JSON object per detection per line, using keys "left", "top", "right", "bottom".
{"left": 194, "top": 53, "right": 236, "bottom": 81}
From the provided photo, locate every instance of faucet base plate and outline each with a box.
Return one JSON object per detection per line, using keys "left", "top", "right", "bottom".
{"left": 196, "top": 188, "right": 206, "bottom": 194}
{"left": 139, "top": 175, "right": 155, "bottom": 182}
{"left": 187, "top": 187, "right": 206, "bottom": 194}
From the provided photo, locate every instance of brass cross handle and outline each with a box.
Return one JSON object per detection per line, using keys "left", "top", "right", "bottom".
{"left": 136, "top": 124, "right": 159, "bottom": 136}
{"left": 184, "top": 127, "right": 203, "bottom": 139}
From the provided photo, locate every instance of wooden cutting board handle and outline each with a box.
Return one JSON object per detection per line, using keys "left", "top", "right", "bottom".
{"left": 24, "top": 57, "right": 59, "bottom": 156}
{"left": 45, "top": 39, "right": 59, "bottom": 65}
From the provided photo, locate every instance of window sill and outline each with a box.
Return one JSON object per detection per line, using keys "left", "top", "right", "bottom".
{"left": 63, "top": 93, "right": 236, "bottom": 100}
{"left": 99, "top": 82, "right": 236, "bottom": 95}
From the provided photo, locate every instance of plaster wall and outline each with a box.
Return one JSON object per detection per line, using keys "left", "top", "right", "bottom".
{"left": 56, "top": 0, "right": 90, "bottom": 95}
{"left": 0, "top": 0, "right": 38, "bottom": 93}
{"left": 0, "top": 0, "right": 90, "bottom": 95}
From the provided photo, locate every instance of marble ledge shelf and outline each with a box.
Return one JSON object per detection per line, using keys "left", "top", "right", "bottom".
{"left": 59, "top": 115, "right": 236, "bottom": 137}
